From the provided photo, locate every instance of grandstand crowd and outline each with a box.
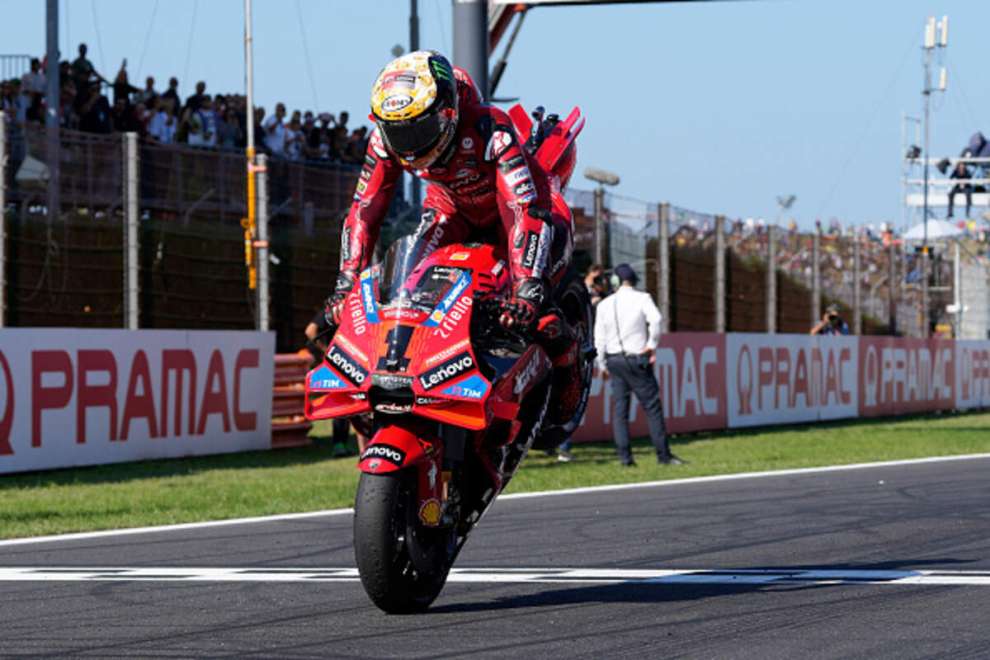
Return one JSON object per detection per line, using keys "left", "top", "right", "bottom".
{"left": 0, "top": 44, "right": 370, "bottom": 163}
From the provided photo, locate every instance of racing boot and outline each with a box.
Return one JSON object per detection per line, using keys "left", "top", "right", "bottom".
{"left": 536, "top": 311, "right": 584, "bottom": 429}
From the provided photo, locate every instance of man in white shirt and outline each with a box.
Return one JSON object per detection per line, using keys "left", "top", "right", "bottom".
{"left": 262, "top": 103, "right": 287, "bottom": 156}
{"left": 147, "top": 98, "right": 176, "bottom": 144}
{"left": 593, "top": 263, "right": 682, "bottom": 467}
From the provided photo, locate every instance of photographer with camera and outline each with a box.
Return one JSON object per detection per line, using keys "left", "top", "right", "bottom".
{"left": 810, "top": 303, "right": 850, "bottom": 336}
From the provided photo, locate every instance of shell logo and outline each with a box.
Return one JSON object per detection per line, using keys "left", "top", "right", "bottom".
{"left": 419, "top": 499, "right": 442, "bottom": 526}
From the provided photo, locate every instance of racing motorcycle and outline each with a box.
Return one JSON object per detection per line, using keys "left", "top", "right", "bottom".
{"left": 305, "top": 105, "right": 590, "bottom": 613}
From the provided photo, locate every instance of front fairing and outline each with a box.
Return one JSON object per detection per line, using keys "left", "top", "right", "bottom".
{"left": 306, "top": 242, "right": 508, "bottom": 430}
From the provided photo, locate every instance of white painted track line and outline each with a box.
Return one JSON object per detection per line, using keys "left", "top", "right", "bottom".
{"left": 2, "top": 452, "right": 989, "bottom": 548}
{"left": 2, "top": 567, "right": 990, "bottom": 586}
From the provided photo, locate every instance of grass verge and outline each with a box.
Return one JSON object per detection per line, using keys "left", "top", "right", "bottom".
{"left": 1, "top": 411, "right": 989, "bottom": 540}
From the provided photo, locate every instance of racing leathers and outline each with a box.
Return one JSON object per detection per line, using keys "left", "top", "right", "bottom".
{"left": 331, "top": 68, "right": 565, "bottom": 328}
{"left": 329, "top": 68, "right": 581, "bottom": 428}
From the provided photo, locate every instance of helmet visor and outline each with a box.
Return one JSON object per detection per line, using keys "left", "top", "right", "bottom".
{"left": 379, "top": 112, "right": 444, "bottom": 160}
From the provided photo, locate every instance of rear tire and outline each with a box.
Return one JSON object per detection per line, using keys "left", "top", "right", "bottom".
{"left": 535, "top": 273, "right": 594, "bottom": 449}
{"left": 353, "top": 472, "right": 449, "bottom": 613}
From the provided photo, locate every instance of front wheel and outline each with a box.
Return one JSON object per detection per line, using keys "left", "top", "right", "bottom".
{"left": 353, "top": 472, "right": 451, "bottom": 613}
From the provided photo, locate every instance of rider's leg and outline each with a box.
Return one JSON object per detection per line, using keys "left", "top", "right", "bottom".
{"left": 522, "top": 200, "right": 585, "bottom": 430}
{"left": 407, "top": 185, "right": 471, "bottom": 263}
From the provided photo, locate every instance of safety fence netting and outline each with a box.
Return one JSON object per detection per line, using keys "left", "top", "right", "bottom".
{"left": 565, "top": 185, "right": 987, "bottom": 338}
{"left": 2, "top": 125, "right": 376, "bottom": 350}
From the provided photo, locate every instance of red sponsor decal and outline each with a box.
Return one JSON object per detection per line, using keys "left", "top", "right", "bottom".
{"left": 28, "top": 348, "right": 261, "bottom": 452}
{"left": 858, "top": 337, "right": 954, "bottom": 417}
{"left": 574, "top": 333, "right": 726, "bottom": 442}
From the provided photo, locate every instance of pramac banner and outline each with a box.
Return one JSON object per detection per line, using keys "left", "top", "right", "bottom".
{"left": 574, "top": 333, "right": 988, "bottom": 443}
{"left": 0, "top": 329, "right": 275, "bottom": 475}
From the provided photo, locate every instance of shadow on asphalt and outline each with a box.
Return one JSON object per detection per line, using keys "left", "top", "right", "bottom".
{"left": 430, "top": 558, "right": 977, "bottom": 613}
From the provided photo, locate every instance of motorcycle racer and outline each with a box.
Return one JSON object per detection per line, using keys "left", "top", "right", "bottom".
{"left": 325, "top": 50, "right": 583, "bottom": 427}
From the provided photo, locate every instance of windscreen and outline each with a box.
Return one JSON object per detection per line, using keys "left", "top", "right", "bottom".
{"left": 377, "top": 236, "right": 465, "bottom": 309}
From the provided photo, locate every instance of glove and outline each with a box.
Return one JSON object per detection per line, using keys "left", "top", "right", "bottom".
{"left": 499, "top": 278, "right": 546, "bottom": 331}
{"left": 323, "top": 293, "right": 347, "bottom": 327}
{"left": 324, "top": 271, "right": 355, "bottom": 326}
{"left": 499, "top": 298, "right": 538, "bottom": 331}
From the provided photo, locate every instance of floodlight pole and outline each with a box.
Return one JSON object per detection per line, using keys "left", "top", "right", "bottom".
{"left": 410, "top": 0, "right": 422, "bottom": 210}
{"left": 919, "top": 15, "right": 948, "bottom": 338}
{"left": 593, "top": 186, "right": 606, "bottom": 266}
{"left": 921, "top": 39, "right": 932, "bottom": 338}
{"left": 45, "top": 0, "right": 60, "bottom": 228}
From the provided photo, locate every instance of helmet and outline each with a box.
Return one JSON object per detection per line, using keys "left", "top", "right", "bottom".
{"left": 370, "top": 50, "right": 458, "bottom": 170}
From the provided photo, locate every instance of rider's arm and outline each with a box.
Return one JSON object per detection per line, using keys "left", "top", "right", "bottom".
{"left": 486, "top": 115, "right": 553, "bottom": 285}
{"left": 338, "top": 128, "right": 403, "bottom": 288}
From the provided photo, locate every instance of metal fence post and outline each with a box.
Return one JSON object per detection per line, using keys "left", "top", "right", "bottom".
{"left": 0, "top": 117, "right": 5, "bottom": 328}
{"left": 953, "top": 241, "right": 961, "bottom": 338}
{"left": 714, "top": 214, "right": 726, "bottom": 333}
{"left": 256, "top": 153, "right": 270, "bottom": 331}
{"left": 811, "top": 224, "right": 821, "bottom": 326}
{"left": 123, "top": 132, "right": 139, "bottom": 329}
{"left": 888, "top": 239, "right": 897, "bottom": 335}
{"left": 658, "top": 202, "right": 670, "bottom": 333}
{"left": 853, "top": 231, "right": 862, "bottom": 335}
{"left": 766, "top": 224, "right": 776, "bottom": 334}
{"left": 921, "top": 247, "right": 930, "bottom": 338}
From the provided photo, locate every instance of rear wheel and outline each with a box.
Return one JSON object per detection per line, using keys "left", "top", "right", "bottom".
{"left": 535, "top": 274, "right": 594, "bottom": 448}
{"left": 353, "top": 472, "right": 451, "bottom": 613}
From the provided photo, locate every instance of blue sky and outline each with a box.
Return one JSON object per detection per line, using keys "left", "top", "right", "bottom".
{"left": 2, "top": 0, "right": 987, "bottom": 230}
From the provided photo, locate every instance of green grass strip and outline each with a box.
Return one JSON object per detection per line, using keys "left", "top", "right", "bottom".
{"left": 1, "top": 411, "right": 988, "bottom": 540}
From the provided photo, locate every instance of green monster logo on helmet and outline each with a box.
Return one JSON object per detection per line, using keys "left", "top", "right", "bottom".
{"left": 430, "top": 58, "right": 452, "bottom": 82}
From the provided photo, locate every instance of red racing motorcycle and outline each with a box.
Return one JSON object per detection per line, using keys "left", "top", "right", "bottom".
{"left": 306, "top": 105, "right": 590, "bottom": 613}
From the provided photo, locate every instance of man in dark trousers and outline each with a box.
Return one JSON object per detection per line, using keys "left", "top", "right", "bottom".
{"left": 593, "top": 263, "right": 683, "bottom": 467}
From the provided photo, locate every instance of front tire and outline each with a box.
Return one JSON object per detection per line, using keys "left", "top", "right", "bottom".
{"left": 353, "top": 472, "right": 449, "bottom": 613}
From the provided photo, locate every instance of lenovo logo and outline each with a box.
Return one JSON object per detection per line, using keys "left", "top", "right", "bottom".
{"left": 419, "top": 352, "right": 474, "bottom": 390}
{"left": 361, "top": 444, "right": 405, "bottom": 465}
{"left": 327, "top": 345, "right": 368, "bottom": 386}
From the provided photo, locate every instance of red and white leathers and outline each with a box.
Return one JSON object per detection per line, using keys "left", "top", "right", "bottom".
{"left": 333, "top": 68, "right": 570, "bottom": 328}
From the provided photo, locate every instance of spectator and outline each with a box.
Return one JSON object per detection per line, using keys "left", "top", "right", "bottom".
{"left": 302, "top": 111, "right": 321, "bottom": 160}
{"left": 337, "top": 110, "right": 349, "bottom": 131}
{"left": 284, "top": 111, "right": 303, "bottom": 160}
{"left": 79, "top": 92, "right": 112, "bottom": 134}
{"left": 262, "top": 102, "right": 287, "bottom": 156}
{"left": 947, "top": 161, "right": 973, "bottom": 220}
{"left": 317, "top": 124, "right": 335, "bottom": 161}
{"left": 594, "top": 263, "right": 682, "bottom": 467}
{"left": 185, "top": 80, "right": 207, "bottom": 113}
{"left": 810, "top": 303, "right": 850, "bottom": 336}
{"left": 251, "top": 106, "right": 266, "bottom": 148}
{"left": 134, "top": 76, "right": 157, "bottom": 106}
{"left": 584, "top": 264, "right": 608, "bottom": 306}
{"left": 70, "top": 43, "right": 99, "bottom": 94}
{"left": 160, "top": 76, "right": 181, "bottom": 110}
{"left": 218, "top": 107, "right": 242, "bottom": 150}
{"left": 147, "top": 97, "right": 177, "bottom": 144}
{"left": 186, "top": 95, "right": 217, "bottom": 148}
{"left": 331, "top": 124, "right": 348, "bottom": 161}
{"left": 112, "top": 59, "right": 139, "bottom": 106}
{"left": 345, "top": 126, "right": 368, "bottom": 163}
{"left": 21, "top": 58, "right": 45, "bottom": 96}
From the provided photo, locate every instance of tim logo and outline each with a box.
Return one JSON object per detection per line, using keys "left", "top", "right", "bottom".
{"left": 0, "top": 352, "right": 14, "bottom": 455}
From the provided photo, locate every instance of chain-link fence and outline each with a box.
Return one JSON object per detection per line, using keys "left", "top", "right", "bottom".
{"left": 567, "top": 186, "right": 990, "bottom": 338}
{"left": 3, "top": 121, "right": 987, "bottom": 342}
{"left": 1, "top": 124, "right": 376, "bottom": 350}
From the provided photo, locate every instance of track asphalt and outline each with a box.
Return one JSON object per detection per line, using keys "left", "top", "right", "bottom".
{"left": 2, "top": 456, "right": 990, "bottom": 658}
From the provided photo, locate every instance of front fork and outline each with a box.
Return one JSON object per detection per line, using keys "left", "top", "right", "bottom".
{"left": 359, "top": 423, "right": 445, "bottom": 527}
{"left": 358, "top": 422, "right": 471, "bottom": 529}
